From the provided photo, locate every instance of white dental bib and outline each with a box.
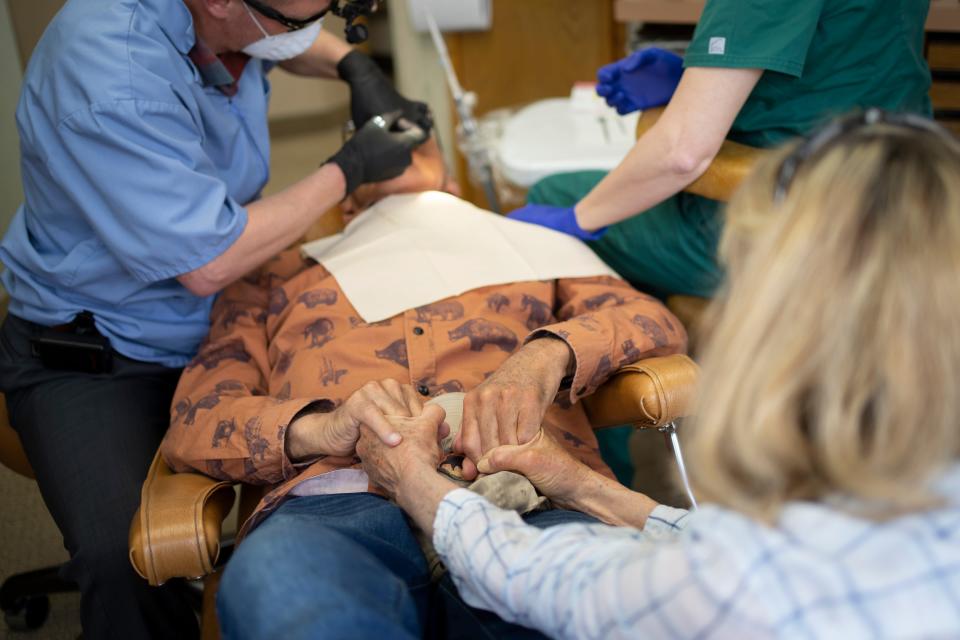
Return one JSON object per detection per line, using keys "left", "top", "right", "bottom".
{"left": 300, "top": 192, "right": 617, "bottom": 323}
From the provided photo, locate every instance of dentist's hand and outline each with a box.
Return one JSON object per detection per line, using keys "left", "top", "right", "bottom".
{"left": 337, "top": 50, "right": 434, "bottom": 133}
{"left": 326, "top": 111, "right": 427, "bottom": 196}
{"left": 596, "top": 47, "right": 684, "bottom": 115}
{"left": 506, "top": 204, "right": 607, "bottom": 241}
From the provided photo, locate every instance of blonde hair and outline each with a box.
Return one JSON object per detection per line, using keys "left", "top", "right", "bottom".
{"left": 686, "top": 121, "right": 960, "bottom": 521}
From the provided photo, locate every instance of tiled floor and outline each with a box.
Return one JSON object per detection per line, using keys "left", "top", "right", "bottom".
{"left": 0, "top": 464, "right": 78, "bottom": 640}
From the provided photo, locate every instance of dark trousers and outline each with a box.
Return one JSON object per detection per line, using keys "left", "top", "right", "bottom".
{"left": 0, "top": 314, "right": 199, "bottom": 640}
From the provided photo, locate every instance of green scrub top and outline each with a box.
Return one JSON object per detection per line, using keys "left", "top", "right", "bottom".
{"left": 531, "top": 0, "right": 935, "bottom": 300}
{"left": 683, "top": 0, "right": 933, "bottom": 148}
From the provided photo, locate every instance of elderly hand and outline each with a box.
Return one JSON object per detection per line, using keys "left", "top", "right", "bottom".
{"left": 596, "top": 47, "right": 684, "bottom": 115}
{"left": 454, "top": 337, "right": 573, "bottom": 481}
{"left": 357, "top": 403, "right": 448, "bottom": 498}
{"left": 476, "top": 429, "right": 591, "bottom": 509}
{"left": 506, "top": 204, "right": 607, "bottom": 241}
{"left": 286, "top": 379, "right": 424, "bottom": 460}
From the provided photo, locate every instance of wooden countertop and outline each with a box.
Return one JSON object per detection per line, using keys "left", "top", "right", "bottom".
{"left": 614, "top": 0, "right": 960, "bottom": 33}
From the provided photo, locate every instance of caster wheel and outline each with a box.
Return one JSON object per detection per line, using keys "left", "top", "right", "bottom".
{"left": 3, "top": 594, "right": 50, "bottom": 630}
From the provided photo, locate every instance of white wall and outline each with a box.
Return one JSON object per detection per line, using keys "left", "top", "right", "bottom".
{"left": 0, "top": 0, "right": 23, "bottom": 239}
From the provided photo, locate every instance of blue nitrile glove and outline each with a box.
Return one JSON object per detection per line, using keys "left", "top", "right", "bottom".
{"left": 507, "top": 204, "right": 607, "bottom": 241}
{"left": 596, "top": 47, "right": 684, "bottom": 115}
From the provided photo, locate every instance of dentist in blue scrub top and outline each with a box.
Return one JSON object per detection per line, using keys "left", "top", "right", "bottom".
{"left": 0, "top": 0, "right": 427, "bottom": 637}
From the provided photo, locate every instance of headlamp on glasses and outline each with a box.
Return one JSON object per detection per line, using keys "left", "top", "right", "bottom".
{"left": 330, "top": 0, "right": 382, "bottom": 44}
{"left": 242, "top": 0, "right": 382, "bottom": 43}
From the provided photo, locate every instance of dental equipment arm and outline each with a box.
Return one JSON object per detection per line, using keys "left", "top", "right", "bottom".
{"left": 425, "top": 13, "right": 500, "bottom": 213}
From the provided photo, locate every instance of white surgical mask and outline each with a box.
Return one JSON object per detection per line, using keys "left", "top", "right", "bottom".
{"left": 241, "top": 2, "right": 323, "bottom": 61}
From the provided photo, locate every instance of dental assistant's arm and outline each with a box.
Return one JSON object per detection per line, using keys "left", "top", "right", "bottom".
{"left": 575, "top": 67, "right": 762, "bottom": 231}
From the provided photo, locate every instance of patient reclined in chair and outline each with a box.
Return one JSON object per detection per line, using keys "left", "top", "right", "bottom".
{"left": 159, "top": 182, "right": 687, "bottom": 539}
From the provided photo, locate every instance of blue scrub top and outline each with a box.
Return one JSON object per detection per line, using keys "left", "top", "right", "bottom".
{"left": 0, "top": 0, "right": 273, "bottom": 367}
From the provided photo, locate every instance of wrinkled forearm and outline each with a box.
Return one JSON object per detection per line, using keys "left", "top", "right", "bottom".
{"left": 396, "top": 466, "right": 460, "bottom": 537}
{"left": 517, "top": 335, "right": 574, "bottom": 386}
{"left": 285, "top": 407, "right": 333, "bottom": 462}
{"left": 564, "top": 468, "right": 658, "bottom": 528}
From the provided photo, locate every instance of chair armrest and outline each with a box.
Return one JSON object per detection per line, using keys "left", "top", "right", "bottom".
{"left": 129, "top": 451, "right": 236, "bottom": 586}
{"left": 583, "top": 354, "right": 700, "bottom": 429}
{"left": 636, "top": 107, "right": 766, "bottom": 203}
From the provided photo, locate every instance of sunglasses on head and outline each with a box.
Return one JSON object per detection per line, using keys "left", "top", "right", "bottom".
{"left": 773, "top": 109, "right": 951, "bottom": 204}
{"left": 242, "top": 0, "right": 381, "bottom": 41}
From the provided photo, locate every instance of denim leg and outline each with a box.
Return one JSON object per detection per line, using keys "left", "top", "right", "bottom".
{"left": 217, "top": 493, "right": 430, "bottom": 640}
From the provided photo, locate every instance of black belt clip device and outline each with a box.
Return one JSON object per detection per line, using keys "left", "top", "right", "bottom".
{"left": 31, "top": 311, "right": 113, "bottom": 374}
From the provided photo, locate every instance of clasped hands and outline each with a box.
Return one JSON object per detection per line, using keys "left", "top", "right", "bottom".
{"left": 285, "top": 337, "right": 590, "bottom": 505}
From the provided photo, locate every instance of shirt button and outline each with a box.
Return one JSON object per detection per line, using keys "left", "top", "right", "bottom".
{"left": 413, "top": 327, "right": 424, "bottom": 336}
{"left": 417, "top": 384, "right": 430, "bottom": 396}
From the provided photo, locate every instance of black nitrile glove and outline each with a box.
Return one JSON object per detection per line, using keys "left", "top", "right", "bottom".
{"left": 326, "top": 111, "right": 428, "bottom": 196}
{"left": 337, "top": 50, "right": 434, "bottom": 133}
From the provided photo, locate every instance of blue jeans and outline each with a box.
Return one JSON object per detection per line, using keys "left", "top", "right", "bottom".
{"left": 218, "top": 493, "right": 597, "bottom": 640}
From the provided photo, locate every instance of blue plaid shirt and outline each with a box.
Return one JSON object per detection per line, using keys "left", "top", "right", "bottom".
{"left": 433, "top": 465, "right": 960, "bottom": 639}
